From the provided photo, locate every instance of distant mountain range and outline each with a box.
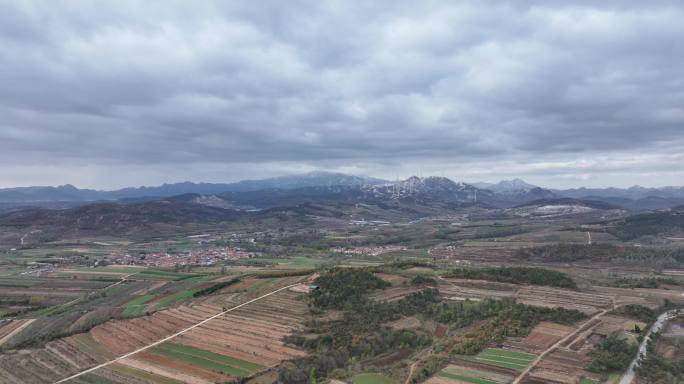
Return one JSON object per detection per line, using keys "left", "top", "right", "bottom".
{"left": 0, "top": 172, "right": 384, "bottom": 203}
{"left": 1, "top": 172, "right": 683, "bottom": 211}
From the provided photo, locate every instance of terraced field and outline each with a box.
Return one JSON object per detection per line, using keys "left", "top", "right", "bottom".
{"left": 0, "top": 319, "right": 35, "bottom": 346}
{"left": 0, "top": 279, "right": 309, "bottom": 384}
{"left": 460, "top": 349, "right": 536, "bottom": 371}
{"left": 425, "top": 362, "right": 516, "bottom": 384}
{"left": 504, "top": 322, "right": 575, "bottom": 354}
{"left": 121, "top": 294, "right": 158, "bottom": 316}
{"left": 516, "top": 287, "right": 612, "bottom": 315}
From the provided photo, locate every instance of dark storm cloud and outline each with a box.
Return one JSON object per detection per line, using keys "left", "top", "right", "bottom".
{"left": 1, "top": 0, "right": 683, "bottom": 188}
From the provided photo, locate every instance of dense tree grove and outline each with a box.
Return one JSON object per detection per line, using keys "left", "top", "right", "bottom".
{"left": 517, "top": 243, "right": 684, "bottom": 268}
{"left": 609, "top": 206, "right": 684, "bottom": 240}
{"left": 445, "top": 266, "right": 577, "bottom": 289}
{"left": 310, "top": 268, "right": 390, "bottom": 309}
{"left": 636, "top": 331, "right": 684, "bottom": 383}
{"left": 586, "top": 333, "right": 638, "bottom": 373}
{"left": 279, "top": 269, "right": 586, "bottom": 384}
{"left": 192, "top": 277, "right": 241, "bottom": 297}
{"left": 443, "top": 298, "right": 586, "bottom": 354}
{"left": 612, "top": 304, "right": 657, "bottom": 324}
{"left": 410, "top": 275, "right": 437, "bottom": 286}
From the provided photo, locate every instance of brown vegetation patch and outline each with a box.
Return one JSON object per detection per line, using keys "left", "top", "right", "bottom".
{"left": 387, "top": 316, "right": 421, "bottom": 330}
{"left": 366, "top": 348, "right": 413, "bottom": 366}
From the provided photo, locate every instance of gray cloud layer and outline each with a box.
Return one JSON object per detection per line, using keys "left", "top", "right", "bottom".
{"left": 1, "top": 0, "right": 683, "bottom": 188}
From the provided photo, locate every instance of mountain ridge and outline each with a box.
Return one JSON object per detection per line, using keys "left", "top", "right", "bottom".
{"left": 1, "top": 172, "right": 683, "bottom": 210}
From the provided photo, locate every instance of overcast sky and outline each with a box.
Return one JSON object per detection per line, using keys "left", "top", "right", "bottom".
{"left": 1, "top": 1, "right": 683, "bottom": 189}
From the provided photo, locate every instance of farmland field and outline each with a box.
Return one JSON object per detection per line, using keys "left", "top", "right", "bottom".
{"left": 460, "top": 349, "right": 536, "bottom": 371}
{"left": 135, "top": 270, "right": 201, "bottom": 281}
{"left": 154, "top": 290, "right": 198, "bottom": 308}
{"left": 0, "top": 277, "right": 309, "bottom": 384}
{"left": 352, "top": 373, "right": 396, "bottom": 384}
{"left": 122, "top": 294, "right": 157, "bottom": 316}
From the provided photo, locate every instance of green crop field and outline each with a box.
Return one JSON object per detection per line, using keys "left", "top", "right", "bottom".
{"left": 154, "top": 290, "right": 198, "bottom": 308}
{"left": 122, "top": 294, "right": 157, "bottom": 316}
{"left": 352, "top": 373, "right": 396, "bottom": 384}
{"left": 438, "top": 371, "right": 498, "bottom": 384}
{"left": 135, "top": 270, "right": 200, "bottom": 281}
{"left": 111, "top": 363, "right": 184, "bottom": 384}
{"left": 75, "top": 266, "right": 148, "bottom": 274}
{"left": 461, "top": 349, "right": 536, "bottom": 370}
{"left": 247, "top": 278, "right": 275, "bottom": 292}
{"left": 248, "top": 256, "right": 324, "bottom": 268}
{"left": 153, "top": 343, "right": 264, "bottom": 376}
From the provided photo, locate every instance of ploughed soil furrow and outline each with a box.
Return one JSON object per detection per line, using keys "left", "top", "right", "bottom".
{"left": 243, "top": 307, "right": 303, "bottom": 323}
{"left": 231, "top": 307, "right": 303, "bottom": 324}
{"left": 174, "top": 336, "right": 277, "bottom": 367}
{"left": 454, "top": 358, "right": 519, "bottom": 376}
{"left": 135, "top": 351, "right": 232, "bottom": 382}
{"left": 32, "top": 349, "right": 75, "bottom": 378}
{"left": 218, "top": 319, "right": 297, "bottom": 336}
{"left": 191, "top": 304, "right": 223, "bottom": 314}
{"left": 15, "top": 354, "right": 60, "bottom": 383}
{"left": 517, "top": 287, "right": 612, "bottom": 307}
{"left": 0, "top": 320, "right": 24, "bottom": 340}
{"left": 67, "top": 333, "right": 116, "bottom": 361}
{"left": 46, "top": 339, "right": 99, "bottom": 369}
{"left": 183, "top": 327, "right": 292, "bottom": 357}
{"left": 152, "top": 311, "right": 194, "bottom": 329}
{"left": 198, "top": 322, "right": 290, "bottom": 344}
{"left": 112, "top": 320, "right": 159, "bottom": 344}
{"left": 0, "top": 363, "right": 29, "bottom": 384}
{"left": 181, "top": 305, "right": 217, "bottom": 318}
{"left": 177, "top": 330, "right": 297, "bottom": 363}
{"left": 190, "top": 327, "right": 306, "bottom": 359}
{"left": 258, "top": 296, "right": 307, "bottom": 310}
{"left": 89, "top": 366, "right": 150, "bottom": 384}
{"left": 205, "top": 317, "right": 293, "bottom": 337}
{"left": 197, "top": 320, "right": 291, "bottom": 340}
{"left": 168, "top": 307, "right": 208, "bottom": 323}
{"left": 130, "top": 317, "right": 176, "bottom": 339}
{"left": 120, "top": 357, "right": 215, "bottom": 384}
{"left": 91, "top": 324, "right": 140, "bottom": 355}
{"left": 203, "top": 294, "right": 241, "bottom": 307}
{"left": 220, "top": 314, "right": 298, "bottom": 332}
{"left": 250, "top": 298, "right": 308, "bottom": 314}
{"left": 123, "top": 318, "right": 170, "bottom": 343}
{"left": 105, "top": 321, "right": 154, "bottom": 347}
{"left": 0, "top": 357, "right": 50, "bottom": 384}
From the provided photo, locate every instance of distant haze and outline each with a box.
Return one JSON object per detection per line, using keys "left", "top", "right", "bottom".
{"left": 1, "top": 1, "right": 683, "bottom": 189}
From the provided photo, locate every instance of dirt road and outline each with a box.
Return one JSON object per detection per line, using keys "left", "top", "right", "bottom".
{"left": 512, "top": 300, "right": 615, "bottom": 384}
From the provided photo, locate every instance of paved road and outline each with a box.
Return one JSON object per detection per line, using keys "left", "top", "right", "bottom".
{"left": 54, "top": 283, "right": 299, "bottom": 383}
{"left": 618, "top": 309, "right": 679, "bottom": 384}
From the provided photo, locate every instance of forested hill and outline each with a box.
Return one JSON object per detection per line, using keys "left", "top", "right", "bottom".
{"left": 609, "top": 206, "right": 684, "bottom": 240}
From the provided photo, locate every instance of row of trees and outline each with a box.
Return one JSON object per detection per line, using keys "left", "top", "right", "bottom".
{"left": 192, "top": 277, "right": 241, "bottom": 297}
{"left": 445, "top": 266, "right": 577, "bottom": 289}
{"left": 609, "top": 206, "right": 684, "bottom": 240}
{"left": 517, "top": 243, "right": 684, "bottom": 268}
{"left": 310, "top": 268, "right": 390, "bottom": 309}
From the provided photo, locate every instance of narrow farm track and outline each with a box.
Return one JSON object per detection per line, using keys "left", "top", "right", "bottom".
{"left": 54, "top": 283, "right": 300, "bottom": 384}
{"left": 511, "top": 297, "right": 616, "bottom": 384}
